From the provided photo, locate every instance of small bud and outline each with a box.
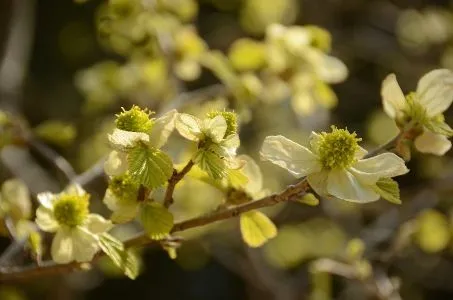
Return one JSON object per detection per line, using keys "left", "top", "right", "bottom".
{"left": 316, "top": 126, "right": 361, "bottom": 170}
{"left": 115, "top": 106, "right": 154, "bottom": 133}
{"left": 109, "top": 173, "right": 140, "bottom": 204}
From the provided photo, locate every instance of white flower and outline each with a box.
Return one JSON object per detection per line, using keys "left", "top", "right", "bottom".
{"left": 260, "top": 128, "right": 409, "bottom": 203}
{"left": 35, "top": 185, "right": 112, "bottom": 264}
{"left": 264, "top": 24, "right": 347, "bottom": 116}
{"left": 175, "top": 113, "right": 240, "bottom": 179}
{"left": 381, "top": 69, "right": 453, "bottom": 155}
{"left": 104, "top": 109, "right": 177, "bottom": 176}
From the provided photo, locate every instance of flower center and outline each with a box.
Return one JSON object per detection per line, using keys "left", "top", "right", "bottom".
{"left": 115, "top": 105, "right": 154, "bottom": 133}
{"left": 109, "top": 173, "right": 139, "bottom": 204}
{"left": 317, "top": 126, "right": 361, "bottom": 170}
{"left": 53, "top": 194, "right": 89, "bottom": 227}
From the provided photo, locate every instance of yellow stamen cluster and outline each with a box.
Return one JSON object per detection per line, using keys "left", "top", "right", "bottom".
{"left": 317, "top": 126, "right": 361, "bottom": 170}
{"left": 115, "top": 105, "right": 154, "bottom": 133}
{"left": 109, "top": 173, "right": 139, "bottom": 204}
{"left": 53, "top": 194, "right": 89, "bottom": 228}
{"left": 206, "top": 111, "right": 238, "bottom": 137}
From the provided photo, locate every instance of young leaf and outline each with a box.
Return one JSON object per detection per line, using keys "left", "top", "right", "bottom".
{"left": 99, "top": 233, "right": 140, "bottom": 279}
{"left": 139, "top": 202, "right": 174, "bottom": 240}
{"left": 296, "top": 193, "right": 320, "bottom": 206}
{"left": 127, "top": 145, "right": 173, "bottom": 189}
{"left": 371, "top": 177, "right": 401, "bottom": 204}
{"left": 194, "top": 148, "right": 227, "bottom": 179}
{"left": 240, "top": 211, "right": 277, "bottom": 248}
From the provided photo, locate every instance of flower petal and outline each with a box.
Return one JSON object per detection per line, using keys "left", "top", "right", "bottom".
{"left": 238, "top": 155, "right": 263, "bottom": 196}
{"left": 381, "top": 74, "right": 407, "bottom": 119}
{"left": 307, "top": 171, "right": 329, "bottom": 197}
{"left": 65, "top": 184, "right": 86, "bottom": 196}
{"left": 104, "top": 150, "right": 128, "bottom": 176}
{"left": 204, "top": 115, "right": 227, "bottom": 143}
{"left": 51, "top": 229, "right": 74, "bottom": 264}
{"left": 37, "top": 192, "right": 55, "bottom": 209}
{"left": 72, "top": 227, "right": 99, "bottom": 262}
{"left": 416, "top": 69, "right": 453, "bottom": 117}
{"left": 35, "top": 206, "right": 59, "bottom": 232}
{"left": 149, "top": 109, "right": 177, "bottom": 148}
{"left": 85, "top": 214, "right": 113, "bottom": 234}
{"left": 108, "top": 128, "right": 150, "bottom": 151}
{"left": 175, "top": 113, "right": 202, "bottom": 141}
{"left": 415, "top": 131, "right": 452, "bottom": 155}
{"left": 260, "top": 135, "right": 321, "bottom": 177}
{"left": 316, "top": 54, "right": 348, "bottom": 84}
{"left": 291, "top": 91, "right": 316, "bottom": 116}
{"left": 221, "top": 133, "right": 240, "bottom": 154}
{"left": 350, "top": 153, "right": 409, "bottom": 185}
{"left": 327, "top": 169, "right": 380, "bottom": 203}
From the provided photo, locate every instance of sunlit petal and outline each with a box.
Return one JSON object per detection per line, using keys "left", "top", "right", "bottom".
{"left": 327, "top": 169, "right": 380, "bottom": 203}
{"left": 381, "top": 74, "right": 407, "bottom": 119}
{"left": 414, "top": 131, "right": 452, "bottom": 155}
{"left": 261, "top": 135, "right": 321, "bottom": 177}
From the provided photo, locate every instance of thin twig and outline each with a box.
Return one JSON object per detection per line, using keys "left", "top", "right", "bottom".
{"left": 163, "top": 160, "right": 194, "bottom": 208}
{"left": 0, "top": 178, "right": 309, "bottom": 281}
{"left": 72, "top": 158, "right": 106, "bottom": 187}
{"left": 364, "top": 132, "right": 403, "bottom": 159}
{"left": 0, "top": 0, "right": 35, "bottom": 109}
{"left": 27, "top": 137, "right": 77, "bottom": 181}
{"left": 0, "top": 123, "right": 414, "bottom": 282}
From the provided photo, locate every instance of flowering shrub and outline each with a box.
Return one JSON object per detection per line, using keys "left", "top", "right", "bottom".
{"left": 2, "top": 1, "right": 453, "bottom": 299}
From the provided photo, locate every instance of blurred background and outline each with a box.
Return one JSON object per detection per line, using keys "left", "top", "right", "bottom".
{"left": 1, "top": 0, "right": 453, "bottom": 299}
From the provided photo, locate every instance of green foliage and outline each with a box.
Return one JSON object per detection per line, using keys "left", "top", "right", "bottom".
{"left": 139, "top": 202, "right": 174, "bottom": 240}
{"left": 127, "top": 144, "right": 173, "bottom": 189}
{"left": 34, "top": 121, "right": 77, "bottom": 147}
{"left": 99, "top": 233, "right": 140, "bottom": 279}
{"left": 372, "top": 177, "right": 401, "bottom": 204}
{"left": 240, "top": 211, "right": 277, "bottom": 248}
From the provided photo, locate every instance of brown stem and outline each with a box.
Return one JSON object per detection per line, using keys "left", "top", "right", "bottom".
{"left": 0, "top": 178, "right": 309, "bottom": 282}
{"left": 0, "top": 126, "right": 413, "bottom": 282}
{"left": 163, "top": 160, "right": 194, "bottom": 208}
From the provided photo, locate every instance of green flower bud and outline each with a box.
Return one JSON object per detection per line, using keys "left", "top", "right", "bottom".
{"left": 316, "top": 126, "right": 361, "bottom": 170}
{"left": 109, "top": 173, "right": 140, "bottom": 204}
{"left": 115, "top": 105, "right": 154, "bottom": 133}
{"left": 53, "top": 193, "right": 90, "bottom": 228}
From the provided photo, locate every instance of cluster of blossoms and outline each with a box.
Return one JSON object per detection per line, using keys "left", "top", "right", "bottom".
{"left": 2, "top": 68, "right": 452, "bottom": 279}
{"left": 381, "top": 69, "right": 453, "bottom": 155}
{"left": 225, "top": 23, "right": 348, "bottom": 116}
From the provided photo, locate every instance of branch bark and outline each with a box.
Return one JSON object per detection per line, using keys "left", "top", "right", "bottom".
{"left": 163, "top": 160, "right": 194, "bottom": 208}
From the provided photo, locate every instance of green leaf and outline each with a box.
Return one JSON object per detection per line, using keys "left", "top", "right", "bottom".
{"left": 99, "top": 233, "right": 140, "bottom": 279}
{"left": 194, "top": 148, "right": 227, "bottom": 180}
{"left": 424, "top": 118, "right": 453, "bottom": 137}
{"left": 371, "top": 177, "right": 401, "bottom": 204}
{"left": 240, "top": 211, "right": 277, "bottom": 248}
{"left": 296, "top": 193, "right": 319, "bottom": 206}
{"left": 139, "top": 202, "right": 174, "bottom": 240}
{"left": 127, "top": 145, "right": 173, "bottom": 189}
{"left": 34, "top": 120, "right": 77, "bottom": 147}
